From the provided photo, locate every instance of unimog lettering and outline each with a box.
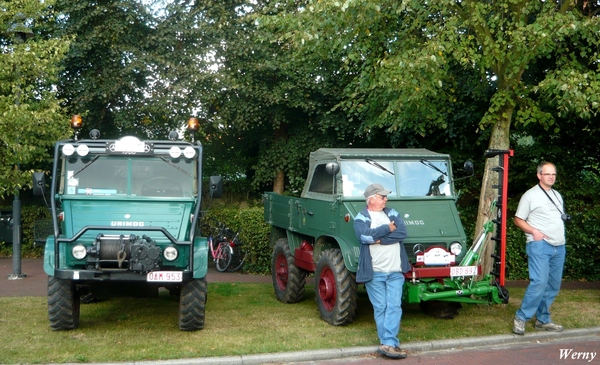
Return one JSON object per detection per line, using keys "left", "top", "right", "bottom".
{"left": 111, "top": 221, "right": 145, "bottom": 227}
{"left": 404, "top": 220, "right": 425, "bottom": 225}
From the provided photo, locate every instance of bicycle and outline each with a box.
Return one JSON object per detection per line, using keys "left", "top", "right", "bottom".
{"left": 207, "top": 223, "right": 233, "bottom": 272}
{"left": 227, "top": 230, "right": 247, "bottom": 272}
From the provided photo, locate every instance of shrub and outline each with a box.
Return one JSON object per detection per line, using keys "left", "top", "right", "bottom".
{"left": 0, "top": 204, "right": 49, "bottom": 258}
{"left": 200, "top": 205, "right": 272, "bottom": 274}
{"left": 458, "top": 197, "right": 600, "bottom": 281}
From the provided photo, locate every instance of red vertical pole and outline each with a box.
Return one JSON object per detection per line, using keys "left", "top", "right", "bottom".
{"left": 499, "top": 150, "right": 513, "bottom": 286}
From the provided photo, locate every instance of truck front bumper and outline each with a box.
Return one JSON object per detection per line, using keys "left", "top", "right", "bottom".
{"left": 53, "top": 268, "right": 193, "bottom": 282}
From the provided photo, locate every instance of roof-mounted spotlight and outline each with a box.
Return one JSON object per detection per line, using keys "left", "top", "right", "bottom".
{"left": 187, "top": 117, "right": 200, "bottom": 142}
{"left": 168, "top": 130, "right": 179, "bottom": 141}
{"left": 89, "top": 129, "right": 101, "bottom": 140}
{"left": 71, "top": 115, "right": 83, "bottom": 140}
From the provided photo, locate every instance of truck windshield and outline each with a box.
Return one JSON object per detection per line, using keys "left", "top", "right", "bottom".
{"left": 62, "top": 155, "right": 195, "bottom": 197}
{"left": 397, "top": 160, "right": 450, "bottom": 197}
{"left": 341, "top": 160, "right": 396, "bottom": 197}
{"left": 341, "top": 159, "right": 451, "bottom": 198}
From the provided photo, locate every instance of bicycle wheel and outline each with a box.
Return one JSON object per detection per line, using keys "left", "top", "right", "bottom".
{"left": 215, "top": 242, "right": 232, "bottom": 272}
{"left": 228, "top": 243, "right": 247, "bottom": 272}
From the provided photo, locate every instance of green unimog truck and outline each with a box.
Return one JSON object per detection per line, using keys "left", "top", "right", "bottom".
{"left": 33, "top": 116, "right": 221, "bottom": 331}
{"left": 264, "top": 148, "right": 507, "bottom": 325}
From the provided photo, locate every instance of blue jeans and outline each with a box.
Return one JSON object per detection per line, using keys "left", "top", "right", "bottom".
{"left": 516, "top": 239, "right": 566, "bottom": 323}
{"left": 364, "top": 271, "right": 404, "bottom": 347}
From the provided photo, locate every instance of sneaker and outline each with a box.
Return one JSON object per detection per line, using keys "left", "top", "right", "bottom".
{"left": 378, "top": 345, "right": 407, "bottom": 359}
{"left": 394, "top": 346, "right": 408, "bottom": 359}
{"left": 535, "top": 320, "right": 564, "bottom": 332}
{"left": 513, "top": 317, "right": 526, "bottom": 335}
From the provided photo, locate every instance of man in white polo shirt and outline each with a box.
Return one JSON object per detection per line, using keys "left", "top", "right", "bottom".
{"left": 513, "top": 161, "right": 567, "bottom": 335}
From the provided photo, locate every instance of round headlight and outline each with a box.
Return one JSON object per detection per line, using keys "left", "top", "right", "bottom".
{"left": 62, "top": 144, "right": 75, "bottom": 156}
{"left": 164, "top": 246, "right": 178, "bottom": 261}
{"left": 450, "top": 242, "right": 462, "bottom": 256}
{"left": 183, "top": 146, "right": 196, "bottom": 158}
{"left": 72, "top": 245, "right": 87, "bottom": 260}
{"left": 169, "top": 146, "right": 182, "bottom": 158}
{"left": 76, "top": 144, "right": 89, "bottom": 156}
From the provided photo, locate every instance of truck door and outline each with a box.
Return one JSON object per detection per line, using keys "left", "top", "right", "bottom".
{"left": 301, "top": 163, "right": 340, "bottom": 235}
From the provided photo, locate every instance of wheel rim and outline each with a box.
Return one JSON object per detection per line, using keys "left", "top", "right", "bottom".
{"left": 318, "top": 267, "right": 336, "bottom": 311}
{"left": 275, "top": 253, "right": 288, "bottom": 290}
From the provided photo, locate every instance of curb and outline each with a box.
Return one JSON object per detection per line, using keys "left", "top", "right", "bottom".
{"left": 54, "top": 326, "right": 600, "bottom": 365}
{"left": 402, "top": 326, "right": 600, "bottom": 353}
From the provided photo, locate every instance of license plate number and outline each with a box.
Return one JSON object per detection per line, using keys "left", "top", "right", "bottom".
{"left": 147, "top": 271, "right": 182, "bottom": 282}
{"left": 450, "top": 266, "right": 478, "bottom": 277}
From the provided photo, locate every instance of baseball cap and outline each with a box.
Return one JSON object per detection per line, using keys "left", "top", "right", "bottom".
{"left": 364, "top": 183, "right": 392, "bottom": 197}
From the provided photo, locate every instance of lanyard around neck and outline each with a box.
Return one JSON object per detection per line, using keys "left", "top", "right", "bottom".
{"left": 538, "top": 184, "right": 564, "bottom": 215}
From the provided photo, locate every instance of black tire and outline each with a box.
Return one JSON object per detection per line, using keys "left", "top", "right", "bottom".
{"left": 499, "top": 285, "right": 510, "bottom": 304}
{"left": 215, "top": 242, "right": 232, "bottom": 272}
{"left": 178, "top": 278, "right": 207, "bottom": 331}
{"left": 48, "top": 276, "right": 80, "bottom": 331}
{"left": 271, "top": 238, "right": 306, "bottom": 303}
{"left": 315, "top": 248, "right": 357, "bottom": 326}
{"left": 228, "top": 243, "right": 247, "bottom": 272}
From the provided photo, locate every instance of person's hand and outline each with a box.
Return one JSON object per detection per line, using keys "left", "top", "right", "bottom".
{"left": 531, "top": 228, "right": 545, "bottom": 241}
{"left": 388, "top": 221, "right": 396, "bottom": 232}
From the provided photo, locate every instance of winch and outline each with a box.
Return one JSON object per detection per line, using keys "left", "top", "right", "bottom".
{"left": 86, "top": 234, "right": 162, "bottom": 273}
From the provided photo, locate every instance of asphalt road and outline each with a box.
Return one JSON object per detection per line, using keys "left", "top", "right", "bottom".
{"left": 279, "top": 336, "right": 600, "bottom": 365}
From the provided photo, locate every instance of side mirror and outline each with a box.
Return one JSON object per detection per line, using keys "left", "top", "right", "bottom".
{"left": 464, "top": 160, "right": 474, "bottom": 176}
{"left": 325, "top": 162, "right": 340, "bottom": 175}
{"left": 209, "top": 176, "right": 223, "bottom": 199}
{"left": 32, "top": 172, "right": 46, "bottom": 196}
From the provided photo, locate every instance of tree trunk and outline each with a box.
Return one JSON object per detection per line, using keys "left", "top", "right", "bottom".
{"left": 273, "top": 169, "right": 285, "bottom": 194}
{"left": 475, "top": 108, "right": 513, "bottom": 280}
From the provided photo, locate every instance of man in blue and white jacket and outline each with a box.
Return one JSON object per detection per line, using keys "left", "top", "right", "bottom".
{"left": 354, "top": 183, "right": 410, "bottom": 360}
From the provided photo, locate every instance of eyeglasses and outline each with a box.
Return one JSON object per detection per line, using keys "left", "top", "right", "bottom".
{"left": 541, "top": 173, "right": 557, "bottom": 177}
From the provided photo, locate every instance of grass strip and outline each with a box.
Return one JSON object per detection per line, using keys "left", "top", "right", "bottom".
{"left": 1, "top": 283, "right": 599, "bottom": 364}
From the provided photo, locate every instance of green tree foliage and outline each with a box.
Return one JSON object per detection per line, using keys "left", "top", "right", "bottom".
{"left": 52, "top": 0, "right": 187, "bottom": 139}
{"left": 261, "top": 0, "right": 600, "bottom": 273}
{"left": 262, "top": 0, "right": 598, "bottom": 155}
{"left": 189, "top": 0, "right": 360, "bottom": 194}
{"left": 0, "top": 0, "right": 71, "bottom": 198}
{"left": 148, "top": 1, "right": 270, "bottom": 195}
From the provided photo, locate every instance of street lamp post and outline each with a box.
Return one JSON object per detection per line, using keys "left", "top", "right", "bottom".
{"left": 9, "top": 180, "right": 24, "bottom": 280}
{"left": 6, "top": 18, "right": 34, "bottom": 280}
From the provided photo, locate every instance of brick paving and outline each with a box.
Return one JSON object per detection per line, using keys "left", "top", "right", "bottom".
{"left": 2, "top": 258, "right": 599, "bottom": 297}
{"left": 0, "top": 258, "right": 275, "bottom": 297}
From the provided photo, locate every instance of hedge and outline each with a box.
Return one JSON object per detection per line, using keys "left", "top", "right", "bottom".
{"left": 3, "top": 201, "right": 600, "bottom": 281}
{"left": 200, "top": 205, "right": 272, "bottom": 275}
{"left": 460, "top": 200, "right": 600, "bottom": 281}
{"left": 0, "top": 205, "right": 49, "bottom": 258}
